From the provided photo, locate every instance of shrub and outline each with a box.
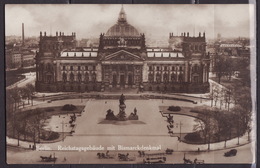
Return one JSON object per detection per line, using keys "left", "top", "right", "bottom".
{"left": 168, "top": 106, "right": 181, "bottom": 112}
{"left": 184, "top": 132, "right": 202, "bottom": 142}
{"left": 45, "top": 108, "right": 55, "bottom": 112}
{"left": 61, "top": 104, "right": 76, "bottom": 111}
{"left": 45, "top": 132, "right": 59, "bottom": 140}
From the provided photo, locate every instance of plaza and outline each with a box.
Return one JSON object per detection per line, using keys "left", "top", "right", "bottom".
{"left": 7, "top": 96, "right": 254, "bottom": 164}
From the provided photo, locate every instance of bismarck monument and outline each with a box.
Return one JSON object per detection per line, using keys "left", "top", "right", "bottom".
{"left": 105, "top": 94, "right": 138, "bottom": 121}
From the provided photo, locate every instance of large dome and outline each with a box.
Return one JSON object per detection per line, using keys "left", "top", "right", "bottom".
{"left": 106, "top": 6, "right": 140, "bottom": 37}
{"left": 106, "top": 23, "right": 139, "bottom": 37}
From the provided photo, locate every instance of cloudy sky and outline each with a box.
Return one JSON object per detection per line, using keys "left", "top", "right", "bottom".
{"left": 5, "top": 4, "right": 255, "bottom": 40}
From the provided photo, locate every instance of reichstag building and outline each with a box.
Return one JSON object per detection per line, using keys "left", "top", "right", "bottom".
{"left": 35, "top": 7, "right": 210, "bottom": 93}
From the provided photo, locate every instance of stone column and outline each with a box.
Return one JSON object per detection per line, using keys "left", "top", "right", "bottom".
{"left": 142, "top": 63, "right": 148, "bottom": 83}
{"left": 117, "top": 65, "right": 120, "bottom": 88}
{"left": 185, "top": 61, "right": 189, "bottom": 82}
{"left": 96, "top": 63, "right": 102, "bottom": 82}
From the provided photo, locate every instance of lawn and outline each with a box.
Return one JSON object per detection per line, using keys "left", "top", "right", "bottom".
{"left": 6, "top": 105, "right": 85, "bottom": 143}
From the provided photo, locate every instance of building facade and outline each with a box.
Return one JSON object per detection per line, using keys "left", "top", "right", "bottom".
{"left": 35, "top": 7, "right": 210, "bottom": 93}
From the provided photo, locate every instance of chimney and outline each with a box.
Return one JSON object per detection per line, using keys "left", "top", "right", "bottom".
{"left": 22, "top": 23, "right": 24, "bottom": 46}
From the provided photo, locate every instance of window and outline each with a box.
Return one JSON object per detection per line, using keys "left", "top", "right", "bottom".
{"left": 70, "top": 73, "right": 74, "bottom": 82}
{"left": 70, "top": 66, "right": 73, "bottom": 71}
{"left": 157, "top": 66, "right": 160, "bottom": 71}
{"left": 62, "top": 72, "right": 67, "bottom": 82}
{"left": 179, "top": 66, "right": 183, "bottom": 71}
{"left": 85, "top": 73, "right": 89, "bottom": 83}
{"left": 93, "top": 65, "right": 96, "bottom": 71}
{"left": 92, "top": 73, "right": 96, "bottom": 82}
{"left": 156, "top": 73, "right": 161, "bottom": 83}
{"left": 78, "top": 66, "right": 81, "bottom": 71}
{"left": 171, "top": 73, "right": 176, "bottom": 82}
{"left": 172, "top": 66, "right": 175, "bottom": 71}
{"left": 179, "top": 73, "right": 183, "bottom": 82}
{"left": 78, "top": 73, "right": 82, "bottom": 82}
{"left": 163, "top": 73, "right": 168, "bottom": 83}
{"left": 149, "top": 66, "right": 153, "bottom": 71}
{"left": 164, "top": 66, "right": 167, "bottom": 71}
{"left": 148, "top": 73, "right": 154, "bottom": 83}
{"left": 63, "top": 66, "right": 66, "bottom": 71}
{"left": 85, "top": 66, "right": 88, "bottom": 71}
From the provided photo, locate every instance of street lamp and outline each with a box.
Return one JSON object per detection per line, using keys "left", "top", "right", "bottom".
{"left": 175, "top": 121, "right": 183, "bottom": 141}
{"left": 80, "top": 92, "right": 83, "bottom": 103}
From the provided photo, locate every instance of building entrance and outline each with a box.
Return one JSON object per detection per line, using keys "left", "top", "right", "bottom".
{"left": 113, "top": 74, "right": 117, "bottom": 87}
{"left": 128, "top": 74, "right": 133, "bottom": 86}
{"left": 120, "top": 74, "right": 125, "bottom": 86}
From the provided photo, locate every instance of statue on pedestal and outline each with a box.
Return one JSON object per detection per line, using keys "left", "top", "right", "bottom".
{"left": 119, "top": 94, "right": 125, "bottom": 105}
{"left": 117, "top": 94, "right": 127, "bottom": 120}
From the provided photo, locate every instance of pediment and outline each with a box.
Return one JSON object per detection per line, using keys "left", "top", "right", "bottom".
{"left": 103, "top": 50, "right": 145, "bottom": 61}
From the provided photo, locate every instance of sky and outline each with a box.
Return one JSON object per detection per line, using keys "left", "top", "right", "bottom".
{"left": 5, "top": 4, "right": 255, "bottom": 40}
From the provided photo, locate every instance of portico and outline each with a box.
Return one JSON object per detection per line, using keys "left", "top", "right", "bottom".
{"left": 102, "top": 62, "right": 143, "bottom": 88}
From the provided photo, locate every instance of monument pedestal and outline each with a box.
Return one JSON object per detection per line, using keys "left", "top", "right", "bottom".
{"left": 117, "top": 104, "right": 127, "bottom": 121}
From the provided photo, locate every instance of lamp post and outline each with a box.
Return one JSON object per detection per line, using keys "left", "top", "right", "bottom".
{"left": 179, "top": 121, "right": 183, "bottom": 141}
{"left": 80, "top": 92, "right": 82, "bottom": 103}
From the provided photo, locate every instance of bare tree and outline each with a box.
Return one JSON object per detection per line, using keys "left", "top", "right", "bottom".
{"left": 213, "top": 54, "right": 226, "bottom": 84}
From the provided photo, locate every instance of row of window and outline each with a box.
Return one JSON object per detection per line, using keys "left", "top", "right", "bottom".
{"left": 189, "top": 44, "right": 205, "bottom": 51}
{"left": 62, "top": 72, "right": 96, "bottom": 83}
{"left": 148, "top": 73, "right": 184, "bottom": 83}
{"left": 41, "top": 42, "right": 73, "bottom": 50}
{"left": 62, "top": 65, "right": 96, "bottom": 71}
{"left": 148, "top": 66, "right": 184, "bottom": 71}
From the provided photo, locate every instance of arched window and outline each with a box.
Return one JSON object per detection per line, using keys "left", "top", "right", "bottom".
{"left": 148, "top": 73, "right": 154, "bottom": 83}
{"left": 92, "top": 73, "right": 96, "bottom": 83}
{"left": 163, "top": 73, "right": 168, "bottom": 83}
{"left": 171, "top": 73, "right": 176, "bottom": 82}
{"left": 78, "top": 73, "right": 82, "bottom": 82}
{"left": 63, "top": 72, "right": 67, "bottom": 82}
{"left": 178, "top": 73, "right": 183, "bottom": 83}
{"left": 156, "top": 73, "right": 161, "bottom": 83}
{"left": 85, "top": 73, "right": 89, "bottom": 83}
{"left": 70, "top": 72, "right": 74, "bottom": 82}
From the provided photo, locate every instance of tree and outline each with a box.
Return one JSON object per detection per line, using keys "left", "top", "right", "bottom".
{"left": 212, "top": 87, "right": 220, "bottom": 107}
{"left": 223, "top": 57, "right": 235, "bottom": 81}
{"left": 213, "top": 54, "right": 226, "bottom": 84}
{"left": 193, "top": 108, "right": 218, "bottom": 150}
{"left": 233, "top": 85, "right": 252, "bottom": 141}
{"left": 231, "top": 105, "right": 245, "bottom": 145}
{"left": 25, "top": 83, "right": 35, "bottom": 105}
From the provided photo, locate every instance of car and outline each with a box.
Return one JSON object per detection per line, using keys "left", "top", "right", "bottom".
{"left": 224, "top": 149, "right": 237, "bottom": 157}
{"left": 143, "top": 156, "right": 166, "bottom": 164}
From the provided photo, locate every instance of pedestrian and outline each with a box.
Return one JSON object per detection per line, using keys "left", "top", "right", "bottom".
{"left": 64, "top": 157, "right": 67, "bottom": 162}
{"left": 198, "top": 148, "right": 200, "bottom": 153}
{"left": 29, "top": 144, "right": 31, "bottom": 149}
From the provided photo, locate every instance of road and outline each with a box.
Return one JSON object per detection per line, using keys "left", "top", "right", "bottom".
{"left": 7, "top": 72, "right": 36, "bottom": 89}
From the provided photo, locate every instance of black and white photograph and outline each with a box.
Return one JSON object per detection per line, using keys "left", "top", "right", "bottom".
{"left": 5, "top": 4, "right": 256, "bottom": 164}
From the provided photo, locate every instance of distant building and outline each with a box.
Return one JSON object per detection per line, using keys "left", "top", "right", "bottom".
{"left": 35, "top": 6, "right": 210, "bottom": 93}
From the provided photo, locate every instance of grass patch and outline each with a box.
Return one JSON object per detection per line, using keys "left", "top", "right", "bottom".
{"left": 6, "top": 105, "right": 85, "bottom": 143}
